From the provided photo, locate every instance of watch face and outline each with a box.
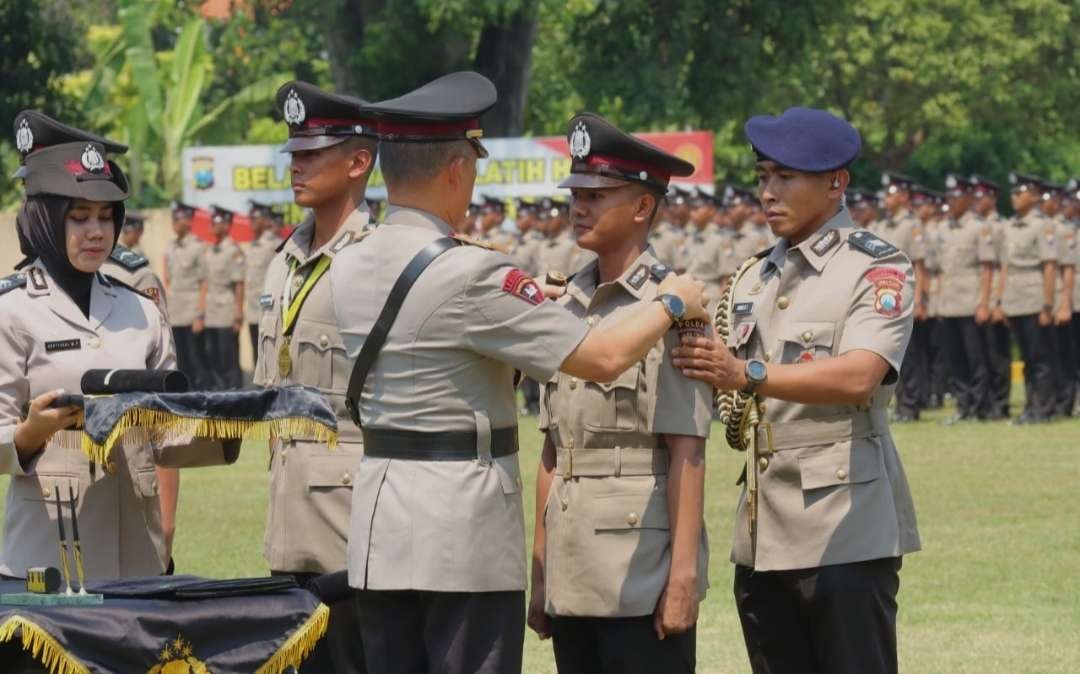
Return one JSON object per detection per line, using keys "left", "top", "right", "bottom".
{"left": 747, "top": 359, "right": 767, "bottom": 382}
{"left": 667, "top": 294, "right": 686, "bottom": 318}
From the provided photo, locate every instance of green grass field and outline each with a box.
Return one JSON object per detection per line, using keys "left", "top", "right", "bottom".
{"left": 3, "top": 403, "right": 1078, "bottom": 673}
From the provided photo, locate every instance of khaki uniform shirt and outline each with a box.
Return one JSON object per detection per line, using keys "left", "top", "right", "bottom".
{"left": 203, "top": 239, "right": 245, "bottom": 328}
{"left": 539, "top": 248, "right": 711, "bottom": 617}
{"left": 163, "top": 236, "right": 206, "bottom": 326}
{"left": 1069, "top": 220, "right": 1080, "bottom": 312}
{"left": 101, "top": 245, "right": 168, "bottom": 321}
{"left": 0, "top": 262, "right": 235, "bottom": 580}
{"left": 922, "top": 219, "right": 942, "bottom": 317}
{"left": 537, "top": 231, "right": 591, "bottom": 277}
{"left": 513, "top": 230, "right": 545, "bottom": 277}
{"left": 244, "top": 230, "right": 281, "bottom": 324}
{"left": 875, "top": 210, "right": 926, "bottom": 263}
{"left": 649, "top": 221, "right": 684, "bottom": 270}
{"left": 684, "top": 225, "right": 734, "bottom": 309}
{"left": 733, "top": 222, "right": 774, "bottom": 263}
{"left": 1051, "top": 218, "right": 1076, "bottom": 313}
{"left": 253, "top": 208, "right": 370, "bottom": 573}
{"left": 934, "top": 212, "right": 995, "bottom": 317}
{"left": 725, "top": 209, "right": 921, "bottom": 571}
{"left": 1002, "top": 212, "right": 1058, "bottom": 316}
{"left": 331, "top": 206, "right": 590, "bottom": 592}
{"left": 482, "top": 228, "right": 517, "bottom": 254}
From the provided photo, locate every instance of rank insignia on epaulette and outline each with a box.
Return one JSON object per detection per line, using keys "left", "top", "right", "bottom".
{"left": 29, "top": 267, "right": 47, "bottom": 290}
{"left": 848, "top": 230, "right": 898, "bottom": 258}
{"left": 649, "top": 263, "right": 672, "bottom": 282}
{"left": 810, "top": 229, "right": 840, "bottom": 257}
{"left": 110, "top": 247, "right": 149, "bottom": 271}
{"left": 0, "top": 273, "right": 26, "bottom": 296}
{"left": 627, "top": 264, "right": 649, "bottom": 290}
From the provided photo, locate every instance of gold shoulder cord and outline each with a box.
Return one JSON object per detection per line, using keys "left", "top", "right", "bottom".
{"left": 713, "top": 255, "right": 768, "bottom": 534}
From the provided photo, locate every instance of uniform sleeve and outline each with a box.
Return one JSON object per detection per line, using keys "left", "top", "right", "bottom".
{"left": 0, "top": 311, "right": 32, "bottom": 476}
{"left": 1058, "top": 224, "right": 1076, "bottom": 266}
{"left": 1039, "top": 224, "right": 1058, "bottom": 262}
{"left": 836, "top": 255, "right": 915, "bottom": 383}
{"left": 906, "top": 219, "right": 925, "bottom": 262}
{"left": 146, "top": 298, "right": 178, "bottom": 372}
{"left": 462, "top": 255, "right": 590, "bottom": 382}
{"left": 652, "top": 329, "right": 712, "bottom": 438}
{"left": 230, "top": 246, "right": 246, "bottom": 283}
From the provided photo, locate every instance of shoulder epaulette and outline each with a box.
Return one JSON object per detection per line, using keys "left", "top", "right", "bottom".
{"left": 109, "top": 247, "right": 149, "bottom": 271}
{"left": 102, "top": 274, "right": 159, "bottom": 305}
{"left": 847, "top": 230, "right": 898, "bottom": 258}
{"left": 452, "top": 234, "right": 506, "bottom": 253}
{"left": 0, "top": 273, "right": 26, "bottom": 297}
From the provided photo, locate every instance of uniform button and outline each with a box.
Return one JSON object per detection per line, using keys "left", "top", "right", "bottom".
{"left": 41, "top": 487, "right": 51, "bottom": 498}
{"left": 627, "top": 512, "right": 639, "bottom": 526}
{"left": 777, "top": 296, "right": 790, "bottom": 310}
{"left": 569, "top": 378, "right": 578, "bottom": 390}
{"left": 763, "top": 353, "right": 771, "bottom": 362}
{"left": 758, "top": 457, "right": 770, "bottom": 471}
{"left": 341, "top": 472, "right": 352, "bottom": 486}
{"left": 836, "top": 468, "right": 848, "bottom": 480}
{"left": 88, "top": 337, "right": 101, "bottom": 349}
{"left": 319, "top": 335, "right": 330, "bottom": 348}
{"left": 586, "top": 316, "right": 597, "bottom": 327}
{"left": 801, "top": 330, "right": 813, "bottom": 342}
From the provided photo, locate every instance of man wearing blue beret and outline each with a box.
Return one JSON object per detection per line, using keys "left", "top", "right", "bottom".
{"left": 672, "top": 107, "right": 921, "bottom": 674}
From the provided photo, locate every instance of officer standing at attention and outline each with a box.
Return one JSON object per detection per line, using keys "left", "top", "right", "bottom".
{"left": 102, "top": 212, "right": 168, "bottom": 315}
{"left": 163, "top": 201, "right": 208, "bottom": 387}
{"left": 970, "top": 175, "right": 1012, "bottom": 419}
{"left": 512, "top": 198, "right": 543, "bottom": 278}
{"left": 935, "top": 174, "right": 996, "bottom": 422}
{"left": 527, "top": 112, "right": 711, "bottom": 674}
{"left": 1039, "top": 183, "right": 1076, "bottom": 417}
{"left": 243, "top": 200, "right": 281, "bottom": 360}
{"left": 0, "top": 111, "right": 239, "bottom": 582}
{"left": 731, "top": 187, "right": 773, "bottom": 262}
{"left": 672, "top": 107, "right": 920, "bottom": 674}
{"left": 537, "top": 197, "right": 585, "bottom": 277}
{"left": 1065, "top": 179, "right": 1080, "bottom": 414}
{"left": 999, "top": 174, "right": 1058, "bottom": 423}
{"left": 876, "top": 173, "right": 927, "bottom": 421}
{"left": 197, "top": 205, "right": 245, "bottom": 389}
{"left": 650, "top": 187, "right": 686, "bottom": 269}
{"left": 683, "top": 189, "right": 729, "bottom": 311}
{"left": 329, "top": 72, "right": 706, "bottom": 674}
{"left": 251, "top": 80, "right": 378, "bottom": 674}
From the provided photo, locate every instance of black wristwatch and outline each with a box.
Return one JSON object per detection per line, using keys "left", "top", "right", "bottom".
{"left": 654, "top": 293, "right": 686, "bottom": 323}
{"left": 742, "top": 358, "right": 768, "bottom": 394}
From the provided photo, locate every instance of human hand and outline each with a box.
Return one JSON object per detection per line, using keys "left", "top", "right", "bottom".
{"left": 14, "top": 389, "right": 81, "bottom": 456}
{"left": 658, "top": 273, "right": 707, "bottom": 320}
{"left": 653, "top": 576, "right": 699, "bottom": 639}
{"left": 526, "top": 583, "right": 552, "bottom": 640}
{"left": 671, "top": 336, "right": 746, "bottom": 391}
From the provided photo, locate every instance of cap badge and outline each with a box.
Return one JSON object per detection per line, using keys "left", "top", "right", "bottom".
{"left": 569, "top": 121, "right": 591, "bottom": 159}
{"left": 283, "top": 89, "right": 306, "bottom": 126}
{"left": 80, "top": 144, "right": 105, "bottom": 173}
{"left": 15, "top": 118, "right": 33, "bottom": 154}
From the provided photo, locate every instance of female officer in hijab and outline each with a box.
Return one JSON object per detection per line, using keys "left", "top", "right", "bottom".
{"left": 0, "top": 111, "right": 231, "bottom": 581}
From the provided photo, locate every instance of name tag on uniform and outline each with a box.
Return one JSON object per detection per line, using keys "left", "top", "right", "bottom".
{"left": 733, "top": 302, "right": 754, "bottom": 315}
{"left": 45, "top": 339, "right": 81, "bottom": 353}
{"left": 259, "top": 294, "right": 274, "bottom": 309}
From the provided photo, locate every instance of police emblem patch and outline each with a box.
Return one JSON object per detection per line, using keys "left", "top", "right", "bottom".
{"left": 569, "top": 121, "right": 591, "bottom": 159}
{"left": 865, "top": 268, "right": 906, "bottom": 317}
{"left": 283, "top": 89, "right": 306, "bottom": 126}
{"left": 81, "top": 144, "right": 105, "bottom": 173}
{"left": 503, "top": 268, "right": 544, "bottom": 305}
{"left": 15, "top": 118, "right": 33, "bottom": 154}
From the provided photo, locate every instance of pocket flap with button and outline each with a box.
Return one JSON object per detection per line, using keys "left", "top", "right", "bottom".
{"left": 306, "top": 453, "right": 361, "bottom": 489}
{"left": 591, "top": 363, "right": 641, "bottom": 393}
{"left": 293, "top": 321, "right": 344, "bottom": 352}
{"left": 593, "top": 483, "right": 669, "bottom": 531}
{"left": 31, "top": 473, "right": 80, "bottom": 501}
{"left": 782, "top": 321, "right": 836, "bottom": 349}
{"left": 798, "top": 443, "right": 882, "bottom": 490}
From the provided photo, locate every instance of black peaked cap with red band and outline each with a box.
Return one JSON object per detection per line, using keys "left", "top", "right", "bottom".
{"left": 13, "top": 110, "right": 129, "bottom": 202}
{"left": 559, "top": 112, "right": 694, "bottom": 193}
{"left": 276, "top": 80, "right": 376, "bottom": 153}
{"left": 367, "top": 71, "right": 496, "bottom": 159}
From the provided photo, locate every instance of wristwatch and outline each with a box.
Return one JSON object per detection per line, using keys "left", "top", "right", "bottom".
{"left": 742, "top": 358, "right": 768, "bottom": 394}
{"left": 654, "top": 294, "right": 686, "bottom": 323}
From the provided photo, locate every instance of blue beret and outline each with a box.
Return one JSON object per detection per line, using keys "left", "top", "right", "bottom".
{"left": 744, "top": 107, "right": 861, "bottom": 172}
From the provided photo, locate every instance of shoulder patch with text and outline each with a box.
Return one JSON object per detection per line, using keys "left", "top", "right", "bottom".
{"left": 865, "top": 268, "right": 906, "bottom": 317}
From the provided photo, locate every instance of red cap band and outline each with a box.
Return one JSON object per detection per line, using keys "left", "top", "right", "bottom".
{"left": 579, "top": 154, "right": 670, "bottom": 183}
{"left": 376, "top": 117, "right": 481, "bottom": 138}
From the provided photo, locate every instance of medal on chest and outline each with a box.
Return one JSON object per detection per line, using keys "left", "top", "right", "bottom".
{"left": 278, "top": 340, "right": 293, "bottom": 378}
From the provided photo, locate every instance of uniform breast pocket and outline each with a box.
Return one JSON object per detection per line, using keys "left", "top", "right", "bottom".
{"left": 593, "top": 481, "right": 670, "bottom": 534}
{"left": 20, "top": 473, "right": 81, "bottom": 506}
{"left": 292, "top": 322, "right": 338, "bottom": 390}
{"left": 306, "top": 453, "right": 361, "bottom": 493}
{"left": 781, "top": 321, "right": 836, "bottom": 364}
{"left": 798, "top": 439, "right": 883, "bottom": 493}
{"left": 582, "top": 364, "right": 642, "bottom": 435}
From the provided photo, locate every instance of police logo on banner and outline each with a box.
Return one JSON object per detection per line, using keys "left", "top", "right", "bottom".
{"left": 569, "top": 121, "right": 591, "bottom": 159}
{"left": 283, "top": 89, "right": 306, "bottom": 126}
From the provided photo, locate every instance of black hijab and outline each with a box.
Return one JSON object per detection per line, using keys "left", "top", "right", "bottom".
{"left": 15, "top": 195, "right": 124, "bottom": 316}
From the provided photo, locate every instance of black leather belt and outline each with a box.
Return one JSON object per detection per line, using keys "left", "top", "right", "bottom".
{"left": 362, "top": 427, "right": 519, "bottom": 461}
